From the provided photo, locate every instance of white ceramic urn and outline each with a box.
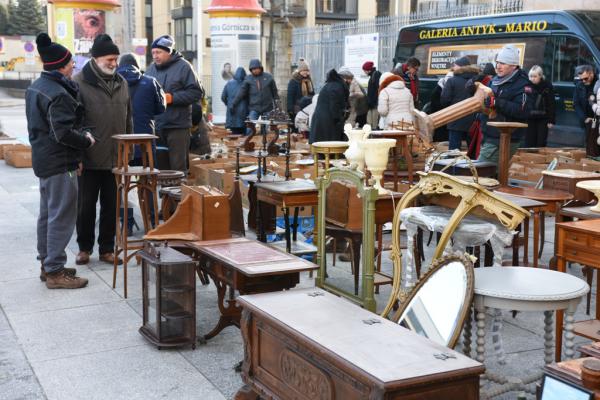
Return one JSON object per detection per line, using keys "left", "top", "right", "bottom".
{"left": 363, "top": 138, "right": 397, "bottom": 194}
{"left": 343, "top": 124, "right": 371, "bottom": 171}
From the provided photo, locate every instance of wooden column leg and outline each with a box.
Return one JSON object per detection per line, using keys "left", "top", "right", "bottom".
{"left": 533, "top": 210, "right": 540, "bottom": 268}
{"left": 523, "top": 215, "right": 530, "bottom": 265}
{"left": 351, "top": 236, "right": 361, "bottom": 296}
{"left": 402, "top": 136, "right": 414, "bottom": 185}
{"left": 113, "top": 176, "right": 122, "bottom": 289}
{"left": 497, "top": 129, "right": 512, "bottom": 187}
{"left": 544, "top": 310, "right": 554, "bottom": 364}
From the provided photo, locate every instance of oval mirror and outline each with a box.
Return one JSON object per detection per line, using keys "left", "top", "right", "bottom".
{"left": 392, "top": 254, "right": 474, "bottom": 348}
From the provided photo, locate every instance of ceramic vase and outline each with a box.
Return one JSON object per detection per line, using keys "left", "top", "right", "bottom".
{"left": 343, "top": 124, "right": 371, "bottom": 171}
{"left": 576, "top": 180, "right": 600, "bottom": 212}
{"left": 363, "top": 138, "right": 396, "bottom": 194}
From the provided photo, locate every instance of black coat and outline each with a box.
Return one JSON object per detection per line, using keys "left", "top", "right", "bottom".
{"left": 483, "top": 68, "right": 534, "bottom": 143}
{"left": 529, "top": 79, "right": 556, "bottom": 124}
{"left": 574, "top": 78, "right": 596, "bottom": 127}
{"left": 366, "top": 69, "right": 382, "bottom": 109}
{"left": 233, "top": 59, "right": 279, "bottom": 115}
{"left": 441, "top": 65, "right": 480, "bottom": 132}
{"left": 26, "top": 72, "right": 92, "bottom": 178}
{"left": 221, "top": 67, "right": 248, "bottom": 129}
{"left": 309, "top": 69, "right": 349, "bottom": 144}
{"left": 287, "top": 72, "right": 314, "bottom": 114}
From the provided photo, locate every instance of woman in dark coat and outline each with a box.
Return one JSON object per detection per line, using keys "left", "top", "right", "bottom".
{"left": 221, "top": 67, "right": 248, "bottom": 135}
{"left": 525, "top": 65, "right": 556, "bottom": 147}
{"left": 309, "top": 69, "right": 349, "bottom": 143}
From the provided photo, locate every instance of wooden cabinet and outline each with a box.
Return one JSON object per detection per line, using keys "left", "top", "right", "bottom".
{"left": 236, "top": 289, "right": 484, "bottom": 400}
{"left": 543, "top": 170, "right": 600, "bottom": 202}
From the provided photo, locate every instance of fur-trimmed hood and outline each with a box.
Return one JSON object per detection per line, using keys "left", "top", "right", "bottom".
{"left": 453, "top": 65, "right": 480, "bottom": 77}
{"left": 379, "top": 74, "right": 404, "bottom": 94}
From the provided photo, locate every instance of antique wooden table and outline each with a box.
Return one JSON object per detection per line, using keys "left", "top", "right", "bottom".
{"left": 472, "top": 267, "right": 588, "bottom": 398}
{"left": 555, "top": 219, "right": 600, "bottom": 361}
{"left": 255, "top": 179, "right": 318, "bottom": 255}
{"left": 183, "top": 238, "right": 318, "bottom": 340}
{"left": 236, "top": 289, "right": 484, "bottom": 400}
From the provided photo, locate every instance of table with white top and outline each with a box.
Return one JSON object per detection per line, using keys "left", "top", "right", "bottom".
{"left": 469, "top": 266, "right": 589, "bottom": 398}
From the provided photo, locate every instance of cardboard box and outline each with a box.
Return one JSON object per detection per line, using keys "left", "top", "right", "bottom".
{"left": 4, "top": 150, "right": 32, "bottom": 168}
{"left": 192, "top": 162, "right": 232, "bottom": 186}
{"left": 518, "top": 153, "right": 547, "bottom": 164}
{"left": 208, "top": 165, "right": 236, "bottom": 194}
{"left": 0, "top": 142, "right": 29, "bottom": 160}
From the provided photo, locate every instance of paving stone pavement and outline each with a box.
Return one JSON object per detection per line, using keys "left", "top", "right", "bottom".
{"left": 0, "top": 93, "right": 596, "bottom": 399}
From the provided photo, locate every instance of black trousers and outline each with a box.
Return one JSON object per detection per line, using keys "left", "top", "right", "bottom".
{"left": 76, "top": 169, "right": 117, "bottom": 254}
{"left": 524, "top": 119, "right": 549, "bottom": 148}
{"left": 585, "top": 120, "right": 600, "bottom": 157}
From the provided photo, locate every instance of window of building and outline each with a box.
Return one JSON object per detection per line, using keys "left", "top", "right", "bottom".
{"left": 174, "top": 18, "right": 194, "bottom": 52}
{"left": 552, "top": 36, "right": 596, "bottom": 83}
{"left": 316, "top": 0, "right": 358, "bottom": 18}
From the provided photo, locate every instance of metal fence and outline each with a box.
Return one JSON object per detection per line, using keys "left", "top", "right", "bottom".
{"left": 292, "top": 0, "right": 523, "bottom": 90}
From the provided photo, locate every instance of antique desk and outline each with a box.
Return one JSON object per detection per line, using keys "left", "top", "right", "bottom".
{"left": 555, "top": 219, "right": 600, "bottom": 361}
{"left": 183, "top": 238, "right": 317, "bottom": 340}
{"left": 543, "top": 169, "right": 600, "bottom": 203}
{"left": 255, "top": 179, "right": 318, "bottom": 255}
{"left": 471, "top": 267, "right": 588, "bottom": 398}
{"left": 236, "top": 289, "right": 484, "bottom": 400}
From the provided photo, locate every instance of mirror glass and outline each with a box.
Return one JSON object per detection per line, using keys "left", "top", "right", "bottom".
{"left": 399, "top": 261, "right": 468, "bottom": 346}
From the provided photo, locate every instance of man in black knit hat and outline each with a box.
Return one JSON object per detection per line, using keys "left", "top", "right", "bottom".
{"left": 26, "top": 33, "right": 95, "bottom": 289}
{"left": 73, "top": 34, "right": 132, "bottom": 266}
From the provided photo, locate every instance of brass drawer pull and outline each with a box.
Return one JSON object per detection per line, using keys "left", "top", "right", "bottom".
{"left": 571, "top": 236, "right": 577, "bottom": 240}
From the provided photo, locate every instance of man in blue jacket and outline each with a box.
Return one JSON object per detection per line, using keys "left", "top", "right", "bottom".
{"left": 26, "top": 33, "right": 95, "bottom": 289}
{"left": 146, "top": 35, "right": 204, "bottom": 173}
{"left": 222, "top": 66, "right": 248, "bottom": 135}
{"left": 117, "top": 53, "right": 166, "bottom": 233}
{"left": 479, "top": 44, "right": 533, "bottom": 165}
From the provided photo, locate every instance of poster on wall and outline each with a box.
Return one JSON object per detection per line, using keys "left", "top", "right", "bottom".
{"left": 0, "top": 37, "right": 4, "bottom": 54}
{"left": 344, "top": 33, "right": 379, "bottom": 86}
{"left": 426, "top": 43, "right": 526, "bottom": 75}
{"left": 54, "top": 7, "right": 106, "bottom": 72}
{"left": 210, "top": 17, "right": 261, "bottom": 124}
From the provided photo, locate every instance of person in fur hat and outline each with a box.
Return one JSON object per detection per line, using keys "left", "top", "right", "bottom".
{"left": 287, "top": 59, "right": 314, "bottom": 122}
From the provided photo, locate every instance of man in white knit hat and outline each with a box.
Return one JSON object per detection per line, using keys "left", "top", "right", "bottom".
{"left": 478, "top": 44, "right": 533, "bottom": 165}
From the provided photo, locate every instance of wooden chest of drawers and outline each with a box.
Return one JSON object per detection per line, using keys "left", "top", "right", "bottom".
{"left": 236, "top": 289, "right": 484, "bottom": 400}
{"left": 543, "top": 169, "right": 600, "bottom": 202}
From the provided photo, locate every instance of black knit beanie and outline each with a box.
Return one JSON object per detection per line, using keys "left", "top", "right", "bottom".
{"left": 36, "top": 33, "right": 72, "bottom": 71}
{"left": 91, "top": 34, "right": 120, "bottom": 58}
{"left": 118, "top": 53, "right": 139, "bottom": 69}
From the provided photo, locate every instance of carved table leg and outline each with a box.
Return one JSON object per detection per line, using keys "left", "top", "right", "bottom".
{"left": 463, "top": 304, "right": 473, "bottom": 358}
{"left": 491, "top": 308, "right": 506, "bottom": 365}
{"left": 564, "top": 309, "right": 576, "bottom": 359}
{"left": 235, "top": 385, "right": 259, "bottom": 400}
{"left": 283, "top": 206, "right": 291, "bottom": 253}
{"left": 544, "top": 310, "right": 554, "bottom": 364}
{"left": 476, "top": 306, "right": 486, "bottom": 363}
{"left": 204, "top": 277, "right": 242, "bottom": 340}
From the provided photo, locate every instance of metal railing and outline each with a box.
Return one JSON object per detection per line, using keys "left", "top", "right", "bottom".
{"left": 292, "top": 0, "right": 523, "bottom": 90}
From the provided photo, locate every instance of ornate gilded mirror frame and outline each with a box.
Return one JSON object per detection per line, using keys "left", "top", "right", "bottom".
{"left": 391, "top": 253, "right": 475, "bottom": 349}
{"left": 381, "top": 171, "right": 529, "bottom": 318}
{"left": 316, "top": 167, "right": 379, "bottom": 312}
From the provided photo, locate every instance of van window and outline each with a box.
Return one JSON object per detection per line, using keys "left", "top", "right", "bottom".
{"left": 552, "top": 36, "right": 596, "bottom": 83}
{"left": 411, "top": 37, "right": 548, "bottom": 78}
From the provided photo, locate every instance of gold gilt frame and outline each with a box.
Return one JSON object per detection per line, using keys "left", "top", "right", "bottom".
{"left": 381, "top": 171, "right": 529, "bottom": 318}
{"left": 391, "top": 253, "right": 475, "bottom": 349}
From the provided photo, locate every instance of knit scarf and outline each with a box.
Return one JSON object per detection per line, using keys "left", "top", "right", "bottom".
{"left": 89, "top": 58, "right": 117, "bottom": 94}
{"left": 491, "top": 68, "right": 520, "bottom": 89}
{"left": 301, "top": 78, "right": 314, "bottom": 97}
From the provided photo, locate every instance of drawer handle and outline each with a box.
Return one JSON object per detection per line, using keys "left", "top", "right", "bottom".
{"left": 571, "top": 236, "right": 577, "bottom": 241}
{"left": 572, "top": 251, "right": 578, "bottom": 256}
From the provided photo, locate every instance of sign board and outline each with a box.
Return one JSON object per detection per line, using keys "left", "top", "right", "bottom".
{"left": 132, "top": 38, "right": 148, "bottom": 47}
{"left": 0, "top": 37, "right": 5, "bottom": 54}
{"left": 426, "top": 43, "right": 526, "bottom": 75}
{"left": 23, "top": 41, "right": 35, "bottom": 53}
{"left": 344, "top": 33, "right": 379, "bottom": 86}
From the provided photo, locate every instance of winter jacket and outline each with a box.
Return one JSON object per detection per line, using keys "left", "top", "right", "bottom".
{"left": 574, "top": 77, "right": 596, "bottom": 127}
{"left": 366, "top": 69, "right": 382, "bottom": 109}
{"left": 441, "top": 65, "right": 480, "bottom": 132}
{"left": 483, "top": 68, "right": 534, "bottom": 143}
{"left": 309, "top": 69, "right": 349, "bottom": 143}
{"left": 233, "top": 59, "right": 279, "bottom": 115}
{"left": 221, "top": 67, "right": 249, "bottom": 129}
{"left": 146, "top": 52, "right": 204, "bottom": 131}
{"left": 117, "top": 64, "right": 166, "bottom": 135}
{"left": 346, "top": 78, "right": 366, "bottom": 126}
{"left": 26, "top": 71, "right": 92, "bottom": 178}
{"left": 401, "top": 64, "right": 420, "bottom": 108}
{"left": 295, "top": 94, "right": 318, "bottom": 133}
{"left": 377, "top": 80, "right": 414, "bottom": 129}
{"left": 73, "top": 59, "right": 133, "bottom": 170}
{"left": 529, "top": 79, "right": 556, "bottom": 123}
{"left": 286, "top": 71, "right": 314, "bottom": 114}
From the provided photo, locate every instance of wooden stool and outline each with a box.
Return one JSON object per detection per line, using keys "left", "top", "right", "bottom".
{"left": 112, "top": 134, "right": 159, "bottom": 298}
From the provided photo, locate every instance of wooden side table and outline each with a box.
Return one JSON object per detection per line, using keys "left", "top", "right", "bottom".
{"left": 555, "top": 219, "right": 600, "bottom": 361}
{"left": 486, "top": 121, "right": 528, "bottom": 186}
{"left": 310, "top": 141, "right": 348, "bottom": 177}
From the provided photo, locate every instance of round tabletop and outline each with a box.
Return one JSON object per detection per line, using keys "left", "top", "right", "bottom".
{"left": 474, "top": 267, "right": 588, "bottom": 302}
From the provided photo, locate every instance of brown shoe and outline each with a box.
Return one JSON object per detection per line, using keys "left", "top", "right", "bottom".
{"left": 99, "top": 253, "right": 122, "bottom": 265}
{"left": 40, "top": 266, "right": 76, "bottom": 282}
{"left": 76, "top": 251, "right": 90, "bottom": 265}
{"left": 45, "top": 270, "right": 88, "bottom": 289}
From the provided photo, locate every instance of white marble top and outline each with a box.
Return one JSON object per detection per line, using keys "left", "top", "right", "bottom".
{"left": 474, "top": 267, "right": 589, "bottom": 301}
